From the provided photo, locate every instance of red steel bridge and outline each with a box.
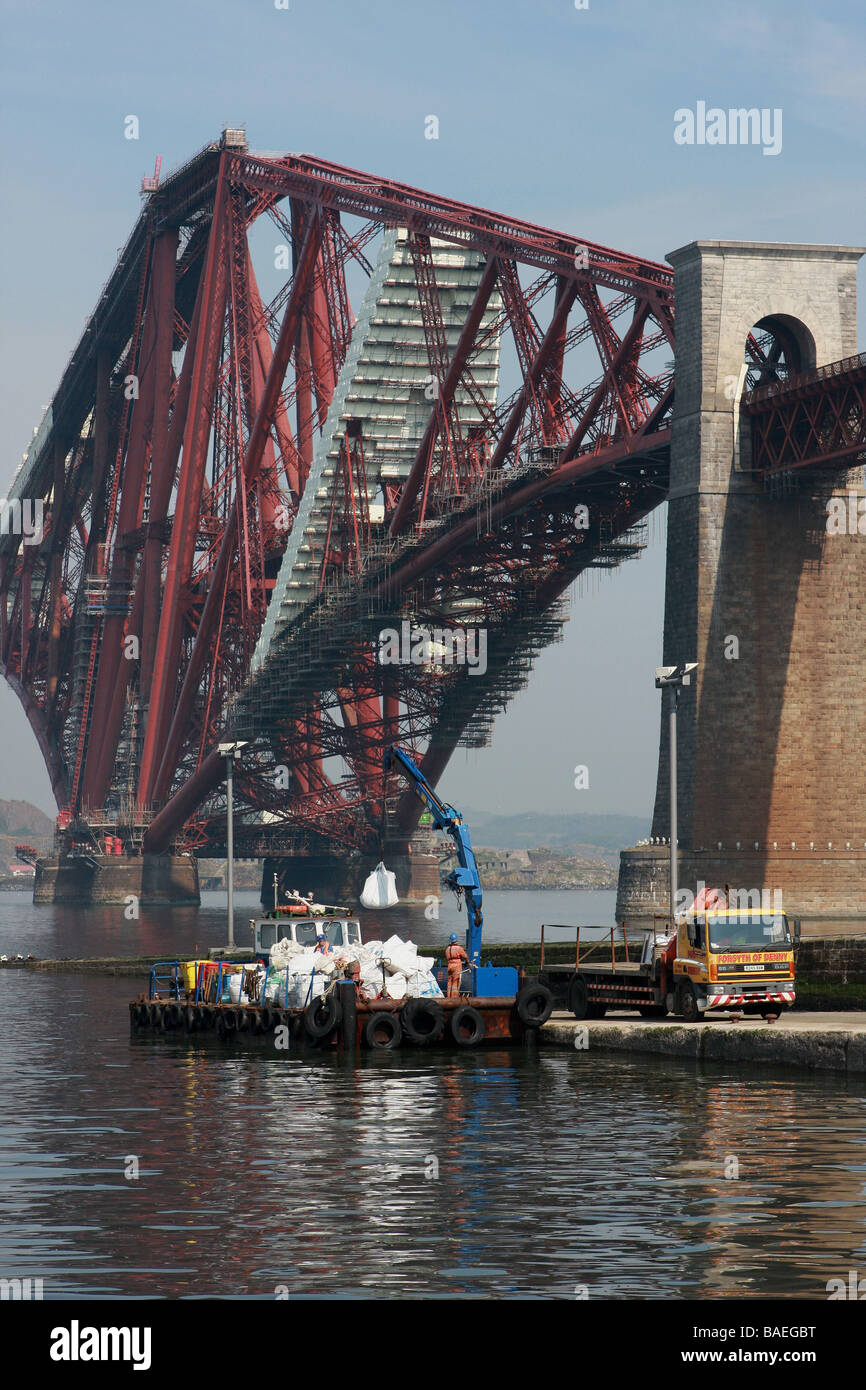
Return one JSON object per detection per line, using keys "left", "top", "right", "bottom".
{"left": 1, "top": 130, "right": 864, "bottom": 869}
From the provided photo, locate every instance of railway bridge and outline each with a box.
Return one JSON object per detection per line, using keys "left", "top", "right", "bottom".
{"left": 1, "top": 130, "right": 863, "bottom": 913}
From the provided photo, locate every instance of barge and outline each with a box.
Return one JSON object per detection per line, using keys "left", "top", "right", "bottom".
{"left": 129, "top": 984, "right": 536, "bottom": 1049}
{"left": 129, "top": 909, "right": 555, "bottom": 1049}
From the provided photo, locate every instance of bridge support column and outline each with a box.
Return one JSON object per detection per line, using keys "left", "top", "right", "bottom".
{"left": 618, "top": 240, "right": 866, "bottom": 923}
{"left": 33, "top": 853, "right": 199, "bottom": 906}
{"left": 261, "top": 855, "right": 364, "bottom": 909}
{"left": 261, "top": 833, "right": 440, "bottom": 909}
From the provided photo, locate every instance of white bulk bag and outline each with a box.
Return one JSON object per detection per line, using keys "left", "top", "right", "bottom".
{"left": 405, "top": 971, "right": 443, "bottom": 999}
{"left": 360, "top": 862, "right": 399, "bottom": 909}
{"left": 287, "top": 954, "right": 314, "bottom": 977}
{"left": 270, "top": 938, "right": 305, "bottom": 970}
{"left": 289, "top": 973, "right": 326, "bottom": 1008}
{"left": 361, "top": 959, "right": 387, "bottom": 991}
{"left": 265, "top": 973, "right": 287, "bottom": 1004}
{"left": 228, "top": 974, "right": 250, "bottom": 1005}
{"left": 383, "top": 946, "right": 418, "bottom": 976}
{"left": 381, "top": 934, "right": 418, "bottom": 975}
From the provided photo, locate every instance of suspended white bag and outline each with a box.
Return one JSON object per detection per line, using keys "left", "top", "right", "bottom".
{"left": 360, "top": 861, "right": 399, "bottom": 909}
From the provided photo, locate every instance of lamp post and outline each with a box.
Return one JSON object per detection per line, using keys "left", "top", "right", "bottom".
{"left": 654, "top": 664, "right": 698, "bottom": 927}
{"left": 218, "top": 741, "right": 248, "bottom": 949}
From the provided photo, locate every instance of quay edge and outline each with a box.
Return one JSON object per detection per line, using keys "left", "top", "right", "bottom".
{"left": 540, "top": 1013, "right": 866, "bottom": 1073}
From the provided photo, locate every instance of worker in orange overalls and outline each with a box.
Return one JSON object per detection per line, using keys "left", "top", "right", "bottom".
{"left": 445, "top": 933, "right": 468, "bottom": 998}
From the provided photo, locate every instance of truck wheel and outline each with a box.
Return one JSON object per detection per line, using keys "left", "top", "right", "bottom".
{"left": 760, "top": 1003, "right": 786, "bottom": 1018}
{"left": 569, "top": 976, "right": 590, "bottom": 1019}
{"left": 516, "top": 983, "right": 554, "bottom": 1028}
{"left": 678, "top": 984, "right": 700, "bottom": 1023}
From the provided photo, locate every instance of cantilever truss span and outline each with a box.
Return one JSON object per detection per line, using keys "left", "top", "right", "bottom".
{"left": 0, "top": 132, "right": 675, "bottom": 859}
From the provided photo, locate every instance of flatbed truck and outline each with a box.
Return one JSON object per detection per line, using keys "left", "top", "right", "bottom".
{"left": 539, "top": 907, "right": 800, "bottom": 1022}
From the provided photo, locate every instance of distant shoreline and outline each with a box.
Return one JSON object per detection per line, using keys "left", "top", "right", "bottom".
{"left": 459, "top": 883, "right": 616, "bottom": 892}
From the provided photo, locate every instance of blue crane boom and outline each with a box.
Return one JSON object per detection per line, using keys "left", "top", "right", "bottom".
{"left": 384, "top": 744, "right": 484, "bottom": 965}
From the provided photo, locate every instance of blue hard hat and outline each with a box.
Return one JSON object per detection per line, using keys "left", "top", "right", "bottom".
{"left": 449, "top": 933, "right": 458, "bottom": 943}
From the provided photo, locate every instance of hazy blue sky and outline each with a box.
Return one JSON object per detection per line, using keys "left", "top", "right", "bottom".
{"left": 1, "top": 0, "right": 864, "bottom": 820}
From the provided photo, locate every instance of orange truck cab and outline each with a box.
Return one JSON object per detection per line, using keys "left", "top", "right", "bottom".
{"left": 665, "top": 907, "right": 799, "bottom": 1022}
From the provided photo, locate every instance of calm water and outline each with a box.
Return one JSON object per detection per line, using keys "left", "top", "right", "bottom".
{"left": 1, "top": 890, "right": 865, "bottom": 1300}
{"left": 0, "top": 887, "right": 621, "bottom": 962}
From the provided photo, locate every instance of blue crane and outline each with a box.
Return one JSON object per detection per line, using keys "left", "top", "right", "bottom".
{"left": 384, "top": 745, "right": 518, "bottom": 998}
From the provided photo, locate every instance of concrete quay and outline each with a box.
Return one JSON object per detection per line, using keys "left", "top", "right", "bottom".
{"left": 540, "top": 1010, "right": 866, "bottom": 1073}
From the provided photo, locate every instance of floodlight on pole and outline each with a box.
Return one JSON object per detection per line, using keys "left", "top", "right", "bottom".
{"left": 654, "top": 664, "right": 697, "bottom": 928}
{"left": 219, "top": 741, "right": 248, "bottom": 949}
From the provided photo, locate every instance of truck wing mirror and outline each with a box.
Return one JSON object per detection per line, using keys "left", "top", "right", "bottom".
{"left": 793, "top": 918, "right": 801, "bottom": 945}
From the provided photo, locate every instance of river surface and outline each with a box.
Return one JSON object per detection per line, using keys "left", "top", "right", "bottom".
{"left": 1, "top": 890, "right": 864, "bottom": 1300}
{"left": 0, "top": 887, "right": 621, "bottom": 960}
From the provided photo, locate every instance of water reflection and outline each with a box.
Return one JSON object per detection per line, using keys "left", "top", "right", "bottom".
{"left": 1, "top": 902, "right": 864, "bottom": 1299}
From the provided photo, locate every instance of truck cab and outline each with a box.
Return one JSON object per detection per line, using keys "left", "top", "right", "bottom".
{"left": 251, "top": 914, "right": 362, "bottom": 964}
{"left": 668, "top": 907, "right": 798, "bottom": 1020}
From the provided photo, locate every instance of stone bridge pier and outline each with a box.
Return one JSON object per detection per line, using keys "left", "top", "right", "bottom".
{"left": 618, "top": 240, "right": 866, "bottom": 922}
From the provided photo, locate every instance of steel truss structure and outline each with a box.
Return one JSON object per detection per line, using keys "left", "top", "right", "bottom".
{"left": 743, "top": 351, "right": 866, "bottom": 475}
{"left": 1, "top": 131, "right": 678, "bottom": 860}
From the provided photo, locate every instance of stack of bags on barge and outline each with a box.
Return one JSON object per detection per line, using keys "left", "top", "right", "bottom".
{"left": 262, "top": 934, "right": 443, "bottom": 1009}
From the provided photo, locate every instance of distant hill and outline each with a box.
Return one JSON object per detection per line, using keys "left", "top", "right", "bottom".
{"left": 457, "top": 809, "right": 648, "bottom": 861}
{"left": 0, "top": 799, "right": 53, "bottom": 875}
{"left": 0, "top": 799, "right": 53, "bottom": 839}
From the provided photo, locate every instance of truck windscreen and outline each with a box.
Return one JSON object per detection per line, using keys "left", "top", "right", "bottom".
{"left": 705, "top": 916, "right": 792, "bottom": 952}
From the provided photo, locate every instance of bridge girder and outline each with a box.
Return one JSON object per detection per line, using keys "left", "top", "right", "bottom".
{"left": 3, "top": 134, "right": 678, "bottom": 856}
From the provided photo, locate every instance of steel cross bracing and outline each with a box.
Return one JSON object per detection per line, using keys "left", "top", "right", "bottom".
{"left": 1, "top": 132, "right": 679, "bottom": 862}
{"left": 742, "top": 351, "right": 866, "bottom": 475}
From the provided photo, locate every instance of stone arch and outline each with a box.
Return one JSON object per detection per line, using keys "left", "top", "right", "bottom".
{"left": 744, "top": 312, "right": 817, "bottom": 390}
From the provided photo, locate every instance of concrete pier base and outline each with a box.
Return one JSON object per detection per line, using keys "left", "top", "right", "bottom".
{"left": 261, "top": 854, "right": 365, "bottom": 908}
{"left": 617, "top": 843, "right": 866, "bottom": 924}
{"left": 33, "top": 853, "right": 200, "bottom": 906}
{"left": 261, "top": 833, "right": 441, "bottom": 908}
{"left": 381, "top": 832, "right": 441, "bottom": 904}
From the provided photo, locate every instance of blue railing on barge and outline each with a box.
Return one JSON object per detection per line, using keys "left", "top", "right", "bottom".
{"left": 149, "top": 961, "right": 183, "bottom": 1001}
